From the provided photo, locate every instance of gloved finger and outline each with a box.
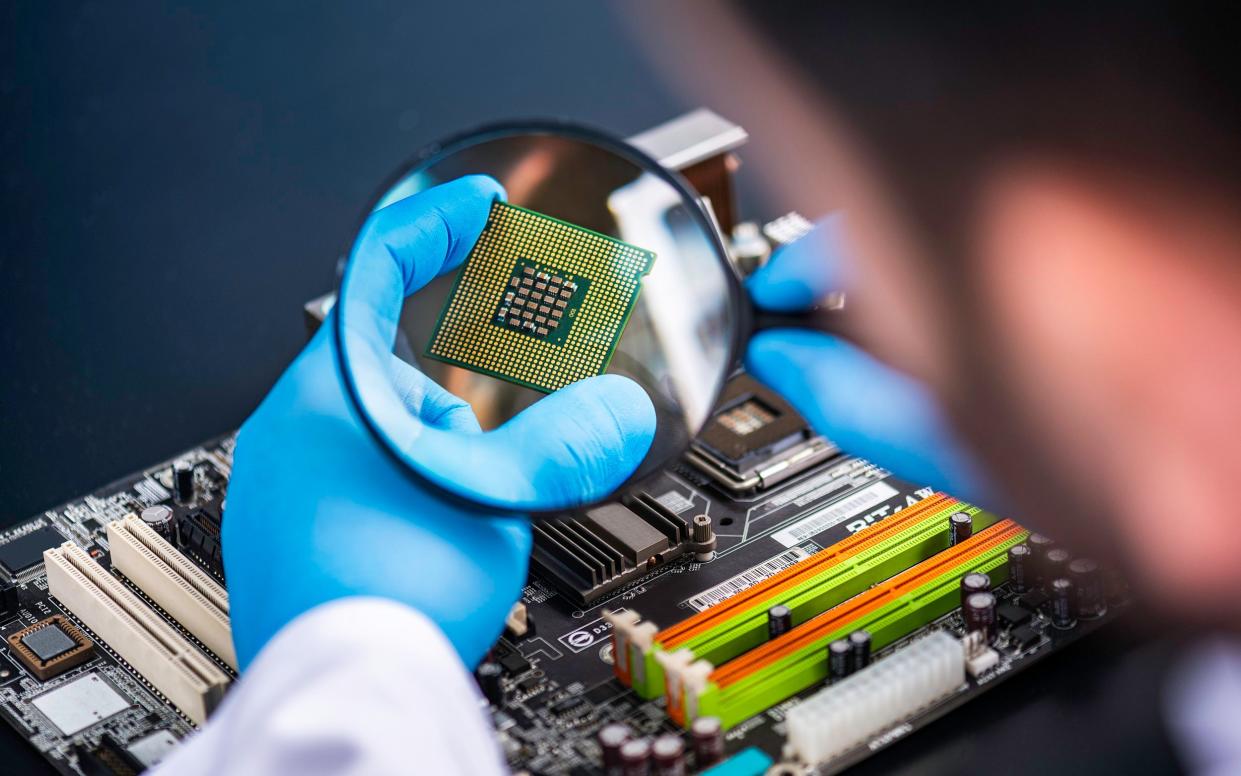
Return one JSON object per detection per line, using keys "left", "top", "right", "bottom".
{"left": 495, "top": 374, "right": 657, "bottom": 504}
{"left": 389, "top": 356, "right": 482, "bottom": 433}
{"left": 746, "top": 212, "right": 850, "bottom": 312}
{"left": 340, "top": 174, "right": 505, "bottom": 353}
{"left": 419, "top": 374, "right": 657, "bottom": 509}
{"left": 746, "top": 329, "right": 992, "bottom": 504}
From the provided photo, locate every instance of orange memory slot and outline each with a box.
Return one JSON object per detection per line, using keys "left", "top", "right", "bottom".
{"left": 711, "top": 519, "right": 1023, "bottom": 688}
{"left": 657, "top": 493, "right": 957, "bottom": 649}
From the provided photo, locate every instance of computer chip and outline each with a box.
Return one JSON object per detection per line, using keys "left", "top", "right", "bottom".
{"left": 0, "top": 525, "right": 65, "bottom": 577}
{"left": 425, "top": 202, "right": 656, "bottom": 393}
{"left": 7, "top": 615, "right": 95, "bottom": 680}
{"left": 22, "top": 624, "right": 77, "bottom": 662}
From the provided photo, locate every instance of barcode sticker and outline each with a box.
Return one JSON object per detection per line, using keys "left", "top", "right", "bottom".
{"left": 684, "top": 545, "right": 817, "bottom": 612}
{"left": 770, "top": 481, "right": 899, "bottom": 548}
{"left": 769, "top": 479, "right": 898, "bottom": 543}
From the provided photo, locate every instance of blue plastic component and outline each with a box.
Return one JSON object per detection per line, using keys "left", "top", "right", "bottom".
{"left": 699, "top": 747, "right": 775, "bottom": 776}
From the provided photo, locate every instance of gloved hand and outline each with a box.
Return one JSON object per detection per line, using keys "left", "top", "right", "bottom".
{"left": 745, "top": 215, "right": 993, "bottom": 505}
{"left": 224, "top": 176, "right": 656, "bottom": 670}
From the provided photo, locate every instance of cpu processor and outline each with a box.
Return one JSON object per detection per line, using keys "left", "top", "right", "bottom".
{"left": 425, "top": 202, "right": 656, "bottom": 393}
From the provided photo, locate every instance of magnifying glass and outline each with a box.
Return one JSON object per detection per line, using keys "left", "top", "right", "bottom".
{"left": 333, "top": 120, "right": 846, "bottom": 516}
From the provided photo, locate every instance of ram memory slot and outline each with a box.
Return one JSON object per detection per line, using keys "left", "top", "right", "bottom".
{"left": 668, "top": 520, "right": 1026, "bottom": 727}
{"left": 615, "top": 494, "right": 992, "bottom": 698}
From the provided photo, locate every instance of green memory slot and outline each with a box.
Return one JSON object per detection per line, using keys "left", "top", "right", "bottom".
{"left": 694, "top": 526, "right": 1027, "bottom": 728}
{"left": 628, "top": 502, "right": 996, "bottom": 699}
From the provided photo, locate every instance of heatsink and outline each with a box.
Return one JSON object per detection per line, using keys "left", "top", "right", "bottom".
{"left": 43, "top": 542, "right": 230, "bottom": 724}
{"left": 106, "top": 514, "right": 236, "bottom": 670}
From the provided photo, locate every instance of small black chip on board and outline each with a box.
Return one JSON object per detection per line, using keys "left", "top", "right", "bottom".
{"left": 0, "top": 525, "right": 65, "bottom": 577}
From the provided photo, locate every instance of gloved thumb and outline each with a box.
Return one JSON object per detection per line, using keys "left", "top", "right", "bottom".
{"left": 490, "top": 374, "right": 657, "bottom": 507}
{"left": 746, "top": 328, "right": 992, "bottom": 504}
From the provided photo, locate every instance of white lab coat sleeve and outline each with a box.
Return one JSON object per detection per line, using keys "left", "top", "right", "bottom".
{"left": 152, "top": 597, "right": 508, "bottom": 776}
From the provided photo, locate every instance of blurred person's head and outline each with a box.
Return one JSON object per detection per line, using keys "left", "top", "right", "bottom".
{"left": 633, "top": 3, "right": 1241, "bottom": 625}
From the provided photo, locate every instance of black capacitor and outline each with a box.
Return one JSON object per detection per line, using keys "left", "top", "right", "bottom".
{"left": 828, "top": 638, "right": 853, "bottom": 681}
{"left": 1069, "top": 558, "right": 1107, "bottom": 619}
{"left": 959, "top": 572, "right": 992, "bottom": 609}
{"left": 1008, "top": 543, "right": 1033, "bottom": 593}
{"left": 1050, "top": 577, "right": 1076, "bottom": 628}
{"left": 619, "top": 738, "right": 652, "bottom": 776}
{"left": 690, "top": 716, "right": 725, "bottom": 767}
{"left": 1044, "top": 547, "right": 1072, "bottom": 583}
{"left": 475, "top": 661, "right": 503, "bottom": 706}
{"left": 767, "top": 604, "right": 792, "bottom": 640}
{"left": 948, "top": 511, "right": 974, "bottom": 545}
{"left": 651, "top": 734, "right": 687, "bottom": 776}
{"left": 1026, "top": 533, "right": 1056, "bottom": 586}
{"left": 598, "top": 723, "right": 632, "bottom": 773}
{"left": 173, "top": 461, "right": 196, "bottom": 504}
{"left": 140, "top": 504, "right": 175, "bottom": 540}
{"left": 963, "top": 591, "right": 998, "bottom": 643}
{"left": 848, "top": 630, "right": 872, "bottom": 670}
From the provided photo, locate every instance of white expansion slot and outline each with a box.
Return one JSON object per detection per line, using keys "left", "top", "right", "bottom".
{"left": 43, "top": 542, "right": 230, "bottom": 725}
{"left": 786, "top": 630, "right": 965, "bottom": 765}
{"left": 106, "top": 514, "right": 237, "bottom": 670}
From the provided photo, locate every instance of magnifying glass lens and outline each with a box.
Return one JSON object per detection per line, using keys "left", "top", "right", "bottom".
{"left": 336, "top": 125, "right": 741, "bottom": 513}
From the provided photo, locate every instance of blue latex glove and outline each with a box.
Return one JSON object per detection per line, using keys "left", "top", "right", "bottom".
{"left": 745, "top": 215, "right": 992, "bottom": 504}
{"left": 224, "top": 176, "right": 656, "bottom": 670}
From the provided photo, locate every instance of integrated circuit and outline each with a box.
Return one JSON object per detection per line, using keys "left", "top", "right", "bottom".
{"left": 425, "top": 202, "right": 655, "bottom": 393}
{"left": 7, "top": 615, "right": 94, "bottom": 680}
{"left": 0, "top": 525, "right": 65, "bottom": 578}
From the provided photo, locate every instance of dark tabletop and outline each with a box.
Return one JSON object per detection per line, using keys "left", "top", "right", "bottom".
{"left": 1, "top": 4, "right": 1185, "bottom": 773}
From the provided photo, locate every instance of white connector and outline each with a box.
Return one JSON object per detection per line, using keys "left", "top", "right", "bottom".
{"left": 107, "top": 514, "right": 236, "bottom": 670}
{"left": 786, "top": 631, "right": 965, "bottom": 765}
{"left": 44, "top": 542, "right": 230, "bottom": 724}
{"left": 603, "top": 610, "right": 657, "bottom": 686}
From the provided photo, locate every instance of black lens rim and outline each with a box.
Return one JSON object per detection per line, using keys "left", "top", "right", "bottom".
{"left": 333, "top": 118, "right": 745, "bottom": 517}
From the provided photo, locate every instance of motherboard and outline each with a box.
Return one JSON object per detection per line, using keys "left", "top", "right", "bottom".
{"left": 0, "top": 375, "right": 1125, "bottom": 775}
{"left": 0, "top": 110, "right": 1127, "bottom": 775}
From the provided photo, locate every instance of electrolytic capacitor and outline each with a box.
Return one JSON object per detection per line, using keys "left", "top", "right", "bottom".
{"left": 619, "top": 738, "right": 652, "bottom": 776}
{"left": 1068, "top": 558, "right": 1107, "bottom": 619}
{"left": 475, "top": 661, "right": 503, "bottom": 706}
{"left": 848, "top": 630, "right": 872, "bottom": 670}
{"left": 1050, "top": 577, "right": 1076, "bottom": 628}
{"left": 828, "top": 638, "right": 853, "bottom": 681}
{"left": 598, "top": 723, "right": 633, "bottom": 774}
{"left": 1008, "top": 543, "right": 1032, "bottom": 593}
{"left": 767, "top": 604, "right": 792, "bottom": 640}
{"left": 960, "top": 572, "right": 992, "bottom": 609}
{"left": 651, "top": 734, "right": 687, "bottom": 776}
{"left": 173, "top": 461, "right": 195, "bottom": 504}
{"left": 140, "top": 504, "right": 175, "bottom": 539}
{"left": 1026, "top": 533, "right": 1056, "bottom": 587}
{"left": 948, "top": 511, "right": 974, "bottom": 545}
{"left": 690, "top": 716, "right": 724, "bottom": 767}
{"left": 1044, "top": 547, "right": 1072, "bottom": 583}
{"left": 963, "top": 591, "right": 998, "bottom": 643}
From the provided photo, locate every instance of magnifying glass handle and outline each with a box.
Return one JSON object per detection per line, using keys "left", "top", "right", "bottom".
{"left": 750, "top": 291, "right": 850, "bottom": 336}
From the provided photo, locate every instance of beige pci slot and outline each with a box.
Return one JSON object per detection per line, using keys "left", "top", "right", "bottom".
{"left": 43, "top": 542, "right": 230, "bottom": 725}
{"left": 106, "top": 514, "right": 237, "bottom": 670}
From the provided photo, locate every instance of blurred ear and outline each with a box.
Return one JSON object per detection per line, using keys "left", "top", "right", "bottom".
{"left": 973, "top": 165, "right": 1241, "bottom": 615}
